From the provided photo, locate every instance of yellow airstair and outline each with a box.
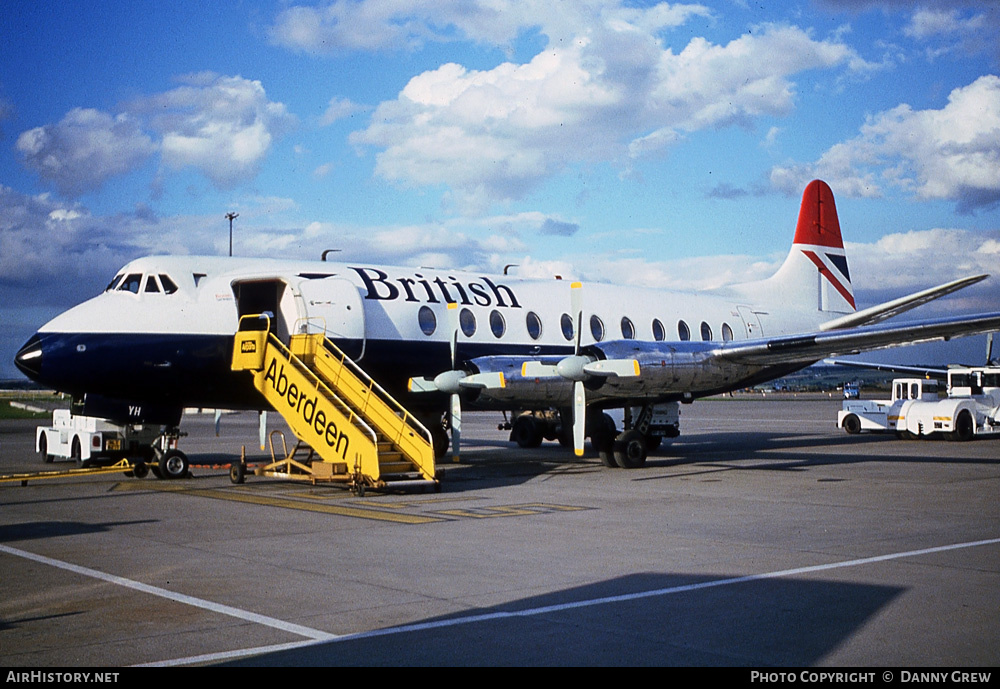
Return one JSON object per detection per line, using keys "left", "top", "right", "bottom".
{"left": 231, "top": 314, "right": 437, "bottom": 493}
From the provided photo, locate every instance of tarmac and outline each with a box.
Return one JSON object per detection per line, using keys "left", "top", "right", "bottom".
{"left": 1, "top": 396, "right": 998, "bottom": 667}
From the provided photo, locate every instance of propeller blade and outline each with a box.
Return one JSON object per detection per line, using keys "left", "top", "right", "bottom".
{"left": 522, "top": 361, "right": 560, "bottom": 378}
{"left": 571, "top": 281, "right": 583, "bottom": 355}
{"left": 258, "top": 410, "right": 267, "bottom": 451}
{"left": 450, "top": 392, "right": 462, "bottom": 463}
{"left": 447, "top": 302, "right": 459, "bottom": 369}
{"left": 572, "top": 380, "right": 586, "bottom": 457}
{"left": 408, "top": 376, "right": 438, "bottom": 393}
{"left": 988, "top": 332, "right": 994, "bottom": 365}
{"left": 214, "top": 409, "right": 222, "bottom": 437}
{"left": 460, "top": 371, "right": 506, "bottom": 389}
{"left": 583, "top": 359, "right": 641, "bottom": 377}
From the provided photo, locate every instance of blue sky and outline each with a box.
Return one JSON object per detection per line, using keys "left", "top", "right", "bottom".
{"left": 2, "top": 0, "right": 999, "bottom": 378}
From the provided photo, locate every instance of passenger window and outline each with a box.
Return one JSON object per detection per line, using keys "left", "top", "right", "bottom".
{"left": 418, "top": 306, "right": 436, "bottom": 336}
{"left": 678, "top": 320, "right": 690, "bottom": 341}
{"left": 652, "top": 319, "right": 665, "bottom": 342}
{"left": 489, "top": 310, "right": 506, "bottom": 338}
{"left": 118, "top": 273, "right": 142, "bottom": 293}
{"left": 159, "top": 274, "right": 179, "bottom": 294}
{"left": 722, "top": 323, "right": 734, "bottom": 342}
{"left": 459, "top": 308, "right": 476, "bottom": 337}
{"left": 526, "top": 312, "right": 542, "bottom": 340}
{"left": 700, "top": 322, "right": 713, "bottom": 341}
{"left": 620, "top": 317, "right": 635, "bottom": 339}
{"left": 560, "top": 313, "right": 575, "bottom": 341}
{"left": 144, "top": 275, "right": 160, "bottom": 293}
{"left": 590, "top": 315, "right": 605, "bottom": 342}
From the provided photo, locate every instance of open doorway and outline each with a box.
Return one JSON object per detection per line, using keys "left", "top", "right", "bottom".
{"left": 233, "top": 279, "right": 295, "bottom": 343}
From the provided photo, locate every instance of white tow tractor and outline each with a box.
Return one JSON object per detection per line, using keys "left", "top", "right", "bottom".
{"left": 839, "top": 366, "right": 1000, "bottom": 440}
{"left": 838, "top": 378, "right": 939, "bottom": 435}
{"left": 35, "top": 410, "right": 188, "bottom": 477}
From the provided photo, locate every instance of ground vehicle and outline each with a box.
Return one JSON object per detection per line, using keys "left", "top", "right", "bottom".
{"left": 35, "top": 410, "right": 187, "bottom": 475}
{"left": 839, "top": 378, "right": 938, "bottom": 434}
{"left": 900, "top": 366, "right": 1000, "bottom": 440}
{"left": 839, "top": 367, "right": 1000, "bottom": 440}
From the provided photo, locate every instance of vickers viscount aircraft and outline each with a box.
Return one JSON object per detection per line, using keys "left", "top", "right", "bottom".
{"left": 14, "top": 180, "right": 1000, "bottom": 472}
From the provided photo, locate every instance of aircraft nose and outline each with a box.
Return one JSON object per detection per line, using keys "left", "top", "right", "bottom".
{"left": 14, "top": 334, "right": 43, "bottom": 380}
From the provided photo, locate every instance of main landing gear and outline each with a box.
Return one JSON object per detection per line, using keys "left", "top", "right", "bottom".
{"left": 590, "top": 404, "right": 678, "bottom": 469}
{"left": 508, "top": 404, "right": 679, "bottom": 469}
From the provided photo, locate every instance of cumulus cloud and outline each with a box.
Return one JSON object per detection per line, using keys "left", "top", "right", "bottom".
{"left": 352, "top": 21, "right": 858, "bottom": 210}
{"left": 770, "top": 75, "right": 1000, "bottom": 211}
{"left": 16, "top": 108, "right": 155, "bottom": 197}
{"left": 270, "top": 0, "right": 711, "bottom": 54}
{"left": 17, "top": 74, "right": 293, "bottom": 196}
{"left": 138, "top": 73, "right": 295, "bottom": 188}
{"left": 320, "top": 97, "right": 366, "bottom": 126}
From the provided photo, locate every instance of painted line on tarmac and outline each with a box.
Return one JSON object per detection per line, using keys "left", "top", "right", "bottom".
{"left": 0, "top": 543, "right": 338, "bottom": 643}
{"left": 151, "top": 534, "right": 1000, "bottom": 666}
{"left": 113, "top": 481, "right": 444, "bottom": 523}
{"left": 314, "top": 536, "right": 1000, "bottom": 643}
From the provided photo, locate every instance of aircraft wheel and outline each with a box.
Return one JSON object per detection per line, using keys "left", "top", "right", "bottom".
{"left": 950, "top": 411, "right": 974, "bottom": 442}
{"left": 843, "top": 414, "right": 862, "bottom": 435}
{"left": 39, "top": 435, "right": 53, "bottom": 463}
{"left": 511, "top": 416, "right": 543, "bottom": 448}
{"left": 159, "top": 449, "right": 189, "bottom": 480}
{"left": 430, "top": 424, "right": 449, "bottom": 459}
{"left": 613, "top": 430, "right": 647, "bottom": 469}
{"left": 230, "top": 462, "right": 246, "bottom": 484}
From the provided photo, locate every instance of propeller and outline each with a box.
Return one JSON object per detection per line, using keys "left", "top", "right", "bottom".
{"left": 987, "top": 332, "right": 995, "bottom": 365}
{"left": 521, "top": 282, "right": 640, "bottom": 456}
{"left": 407, "top": 303, "right": 505, "bottom": 462}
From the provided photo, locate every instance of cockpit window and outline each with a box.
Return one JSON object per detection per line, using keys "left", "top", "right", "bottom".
{"left": 105, "top": 274, "right": 124, "bottom": 292}
{"left": 118, "top": 273, "right": 143, "bottom": 293}
{"left": 159, "top": 274, "right": 179, "bottom": 294}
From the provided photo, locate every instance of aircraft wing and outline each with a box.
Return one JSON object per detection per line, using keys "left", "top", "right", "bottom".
{"left": 715, "top": 311, "right": 1000, "bottom": 366}
{"left": 826, "top": 359, "right": 948, "bottom": 380}
{"left": 818, "top": 274, "right": 987, "bottom": 331}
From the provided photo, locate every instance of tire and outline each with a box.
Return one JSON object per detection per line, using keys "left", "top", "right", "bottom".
{"left": 511, "top": 416, "right": 543, "bottom": 448}
{"left": 158, "top": 449, "right": 189, "bottom": 479}
{"left": 132, "top": 462, "right": 149, "bottom": 479}
{"left": 613, "top": 430, "right": 647, "bottom": 469}
{"left": 950, "top": 411, "right": 974, "bottom": 442}
{"left": 431, "top": 424, "right": 449, "bottom": 459}
{"left": 71, "top": 437, "right": 89, "bottom": 468}
{"left": 230, "top": 462, "right": 246, "bottom": 484}
{"left": 843, "top": 414, "right": 862, "bottom": 435}
{"left": 39, "top": 434, "right": 53, "bottom": 463}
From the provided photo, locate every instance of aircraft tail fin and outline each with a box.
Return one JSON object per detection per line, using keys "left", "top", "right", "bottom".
{"left": 731, "top": 179, "right": 856, "bottom": 314}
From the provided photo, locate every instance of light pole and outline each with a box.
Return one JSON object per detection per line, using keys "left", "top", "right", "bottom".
{"left": 226, "top": 212, "right": 239, "bottom": 257}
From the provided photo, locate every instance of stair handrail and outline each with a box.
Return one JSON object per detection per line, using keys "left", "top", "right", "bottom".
{"left": 237, "top": 314, "right": 379, "bottom": 450}
{"left": 318, "top": 337, "right": 433, "bottom": 448}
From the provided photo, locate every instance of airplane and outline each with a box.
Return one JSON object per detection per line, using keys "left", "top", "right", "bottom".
{"left": 14, "top": 179, "right": 1000, "bottom": 474}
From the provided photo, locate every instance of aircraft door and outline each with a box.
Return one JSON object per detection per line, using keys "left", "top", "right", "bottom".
{"left": 233, "top": 279, "right": 295, "bottom": 343}
{"left": 736, "top": 305, "right": 764, "bottom": 339}
{"left": 298, "top": 277, "right": 366, "bottom": 360}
